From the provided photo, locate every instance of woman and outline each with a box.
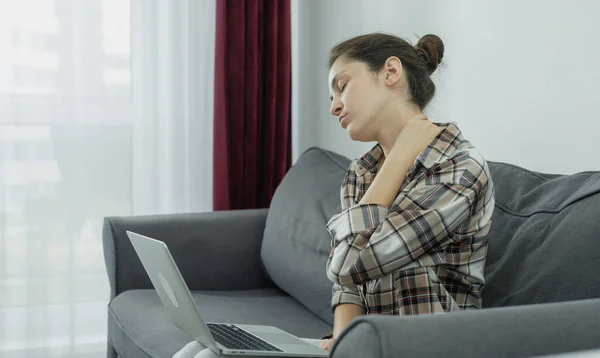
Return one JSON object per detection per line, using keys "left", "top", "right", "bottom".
{"left": 319, "top": 33, "right": 495, "bottom": 352}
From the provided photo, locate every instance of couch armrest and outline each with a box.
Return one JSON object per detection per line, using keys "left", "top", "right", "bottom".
{"left": 331, "top": 298, "right": 600, "bottom": 358}
{"left": 103, "top": 209, "right": 273, "bottom": 300}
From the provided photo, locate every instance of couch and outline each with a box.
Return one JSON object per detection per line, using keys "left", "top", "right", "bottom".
{"left": 103, "top": 147, "right": 600, "bottom": 358}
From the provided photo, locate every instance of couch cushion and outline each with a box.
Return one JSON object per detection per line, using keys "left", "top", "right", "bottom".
{"left": 108, "top": 289, "right": 332, "bottom": 358}
{"left": 261, "top": 148, "right": 351, "bottom": 324}
{"left": 483, "top": 162, "right": 600, "bottom": 307}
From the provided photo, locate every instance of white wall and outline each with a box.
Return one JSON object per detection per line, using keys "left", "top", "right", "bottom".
{"left": 292, "top": 0, "right": 600, "bottom": 174}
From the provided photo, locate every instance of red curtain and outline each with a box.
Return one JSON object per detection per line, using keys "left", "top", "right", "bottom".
{"left": 213, "top": 0, "right": 292, "bottom": 211}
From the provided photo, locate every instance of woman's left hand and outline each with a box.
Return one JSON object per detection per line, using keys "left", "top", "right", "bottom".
{"left": 319, "top": 338, "right": 337, "bottom": 352}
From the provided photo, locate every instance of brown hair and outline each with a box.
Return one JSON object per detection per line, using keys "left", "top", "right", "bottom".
{"left": 328, "top": 33, "right": 444, "bottom": 110}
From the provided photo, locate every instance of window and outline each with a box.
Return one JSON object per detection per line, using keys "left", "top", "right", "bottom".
{"left": 0, "top": 0, "right": 132, "bottom": 353}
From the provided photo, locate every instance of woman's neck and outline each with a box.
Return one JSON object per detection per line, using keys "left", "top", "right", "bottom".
{"left": 377, "top": 103, "right": 424, "bottom": 157}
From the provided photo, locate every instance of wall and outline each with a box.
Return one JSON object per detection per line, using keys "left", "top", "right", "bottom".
{"left": 292, "top": 0, "right": 600, "bottom": 174}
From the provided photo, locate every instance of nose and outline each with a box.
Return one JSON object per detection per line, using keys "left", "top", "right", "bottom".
{"left": 330, "top": 98, "right": 343, "bottom": 117}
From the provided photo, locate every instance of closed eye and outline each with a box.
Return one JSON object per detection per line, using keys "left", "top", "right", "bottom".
{"left": 329, "top": 80, "right": 348, "bottom": 102}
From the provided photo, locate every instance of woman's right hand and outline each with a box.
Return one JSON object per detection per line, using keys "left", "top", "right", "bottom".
{"left": 391, "top": 113, "right": 441, "bottom": 160}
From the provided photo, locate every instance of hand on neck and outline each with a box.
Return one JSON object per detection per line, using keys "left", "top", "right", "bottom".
{"left": 377, "top": 102, "right": 424, "bottom": 157}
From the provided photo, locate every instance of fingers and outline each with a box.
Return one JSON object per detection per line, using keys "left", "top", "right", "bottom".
{"left": 319, "top": 339, "right": 329, "bottom": 350}
{"left": 319, "top": 338, "right": 335, "bottom": 352}
{"left": 414, "top": 113, "right": 428, "bottom": 121}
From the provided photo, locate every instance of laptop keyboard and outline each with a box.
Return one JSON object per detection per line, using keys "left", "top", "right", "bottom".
{"left": 206, "top": 323, "right": 283, "bottom": 352}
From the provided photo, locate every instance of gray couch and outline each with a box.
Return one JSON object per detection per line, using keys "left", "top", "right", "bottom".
{"left": 103, "top": 147, "right": 600, "bottom": 358}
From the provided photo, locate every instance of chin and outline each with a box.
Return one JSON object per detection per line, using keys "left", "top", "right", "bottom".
{"left": 346, "top": 124, "right": 374, "bottom": 142}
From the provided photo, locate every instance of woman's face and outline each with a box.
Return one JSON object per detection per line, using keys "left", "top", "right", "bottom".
{"left": 328, "top": 58, "right": 391, "bottom": 142}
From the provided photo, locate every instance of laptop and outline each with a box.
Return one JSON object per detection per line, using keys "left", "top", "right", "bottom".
{"left": 126, "top": 231, "right": 329, "bottom": 357}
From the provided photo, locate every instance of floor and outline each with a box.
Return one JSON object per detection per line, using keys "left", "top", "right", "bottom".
{"left": 1, "top": 343, "right": 106, "bottom": 358}
{"left": 0, "top": 301, "right": 107, "bottom": 358}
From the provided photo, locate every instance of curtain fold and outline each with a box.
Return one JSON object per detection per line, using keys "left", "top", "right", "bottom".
{"left": 213, "top": 0, "right": 292, "bottom": 211}
{"left": 131, "top": 0, "right": 214, "bottom": 215}
{"left": 0, "top": 0, "right": 133, "bottom": 353}
{"left": 0, "top": 0, "right": 215, "bottom": 354}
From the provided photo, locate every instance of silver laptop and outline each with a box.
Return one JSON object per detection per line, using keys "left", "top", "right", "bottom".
{"left": 126, "top": 231, "right": 328, "bottom": 357}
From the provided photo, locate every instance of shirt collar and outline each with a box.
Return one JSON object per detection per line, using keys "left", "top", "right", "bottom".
{"left": 354, "top": 122, "right": 465, "bottom": 176}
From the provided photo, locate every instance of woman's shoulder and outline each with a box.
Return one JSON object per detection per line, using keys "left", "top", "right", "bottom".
{"left": 448, "top": 144, "right": 488, "bottom": 168}
{"left": 436, "top": 145, "right": 492, "bottom": 192}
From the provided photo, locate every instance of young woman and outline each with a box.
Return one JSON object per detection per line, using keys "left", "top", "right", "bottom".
{"left": 320, "top": 33, "right": 495, "bottom": 352}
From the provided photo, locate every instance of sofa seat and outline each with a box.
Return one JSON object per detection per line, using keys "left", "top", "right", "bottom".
{"left": 108, "top": 289, "right": 333, "bottom": 358}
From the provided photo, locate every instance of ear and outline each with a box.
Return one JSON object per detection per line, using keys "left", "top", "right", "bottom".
{"left": 382, "top": 56, "right": 403, "bottom": 87}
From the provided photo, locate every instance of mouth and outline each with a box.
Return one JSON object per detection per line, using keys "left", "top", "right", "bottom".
{"left": 338, "top": 114, "right": 348, "bottom": 124}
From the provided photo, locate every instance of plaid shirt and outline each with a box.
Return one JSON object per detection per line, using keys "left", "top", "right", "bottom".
{"left": 326, "top": 122, "right": 495, "bottom": 315}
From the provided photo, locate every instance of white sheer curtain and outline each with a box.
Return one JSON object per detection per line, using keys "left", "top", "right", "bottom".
{"left": 0, "top": 0, "right": 214, "bottom": 356}
{"left": 131, "top": 0, "right": 214, "bottom": 215}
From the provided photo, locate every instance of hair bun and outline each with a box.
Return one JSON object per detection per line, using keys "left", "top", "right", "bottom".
{"left": 414, "top": 34, "right": 444, "bottom": 75}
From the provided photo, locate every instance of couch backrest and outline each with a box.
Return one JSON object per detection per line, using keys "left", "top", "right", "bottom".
{"left": 262, "top": 147, "right": 600, "bottom": 319}
{"left": 261, "top": 148, "right": 350, "bottom": 325}
{"left": 483, "top": 162, "right": 600, "bottom": 307}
